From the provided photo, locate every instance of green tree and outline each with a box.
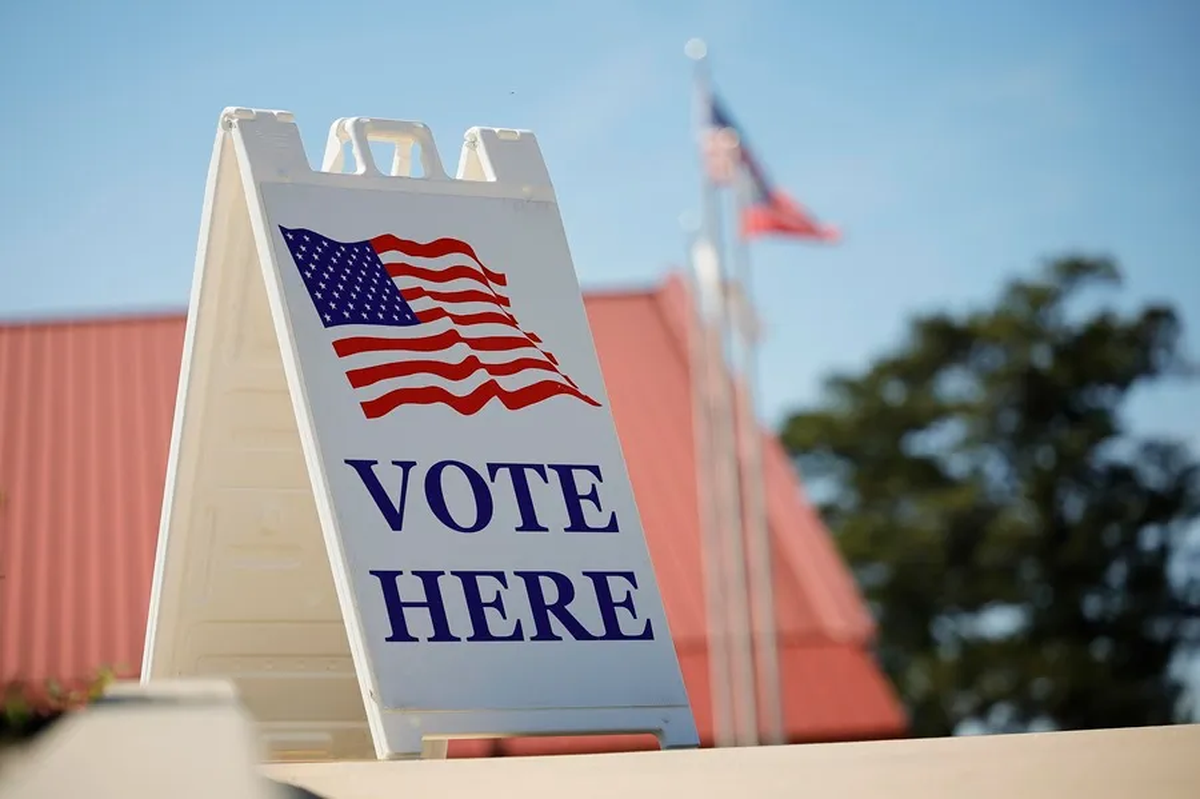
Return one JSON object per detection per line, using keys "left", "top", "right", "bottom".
{"left": 781, "top": 256, "right": 1200, "bottom": 737}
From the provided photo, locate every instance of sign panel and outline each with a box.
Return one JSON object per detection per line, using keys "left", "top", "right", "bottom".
{"left": 141, "top": 109, "right": 698, "bottom": 760}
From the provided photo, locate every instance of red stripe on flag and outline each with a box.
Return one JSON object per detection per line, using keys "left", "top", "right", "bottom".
{"left": 346, "top": 353, "right": 559, "bottom": 390}
{"left": 400, "top": 285, "right": 512, "bottom": 308}
{"left": 332, "top": 329, "right": 533, "bottom": 358}
{"left": 370, "top": 234, "right": 507, "bottom": 286}
{"left": 741, "top": 191, "right": 841, "bottom": 242}
{"left": 415, "top": 306, "right": 543, "bottom": 344}
{"left": 360, "top": 379, "right": 601, "bottom": 420}
{"left": 385, "top": 261, "right": 512, "bottom": 293}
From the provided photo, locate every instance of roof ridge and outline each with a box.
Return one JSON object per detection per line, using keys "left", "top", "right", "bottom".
{"left": 578, "top": 283, "right": 664, "bottom": 300}
{"left": 0, "top": 307, "right": 187, "bottom": 329}
{"left": 0, "top": 278, "right": 683, "bottom": 329}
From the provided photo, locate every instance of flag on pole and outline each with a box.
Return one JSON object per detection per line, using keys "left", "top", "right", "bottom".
{"left": 702, "top": 99, "right": 742, "bottom": 185}
{"left": 740, "top": 154, "right": 840, "bottom": 242}
{"left": 702, "top": 93, "right": 840, "bottom": 243}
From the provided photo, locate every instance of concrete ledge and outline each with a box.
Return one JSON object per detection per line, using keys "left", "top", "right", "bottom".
{"left": 264, "top": 724, "right": 1200, "bottom": 799}
{"left": 2, "top": 680, "right": 269, "bottom": 799}
{"left": 4, "top": 678, "right": 1197, "bottom": 799}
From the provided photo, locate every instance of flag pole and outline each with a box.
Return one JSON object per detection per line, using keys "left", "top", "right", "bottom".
{"left": 685, "top": 39, "right": 737, "bottom": 749}
{"left": 687, "top": 38, "right": 759, "bottom": 748}
{"left": 682, "top": 214, "right": 735, "bottom": 750}
{"left": 731, "top": 171, "right": 785, "bottom": 746}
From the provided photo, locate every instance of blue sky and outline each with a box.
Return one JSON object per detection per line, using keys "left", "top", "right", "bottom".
{"left": 1, "top": 0, "right": 1196, "bottom": 444}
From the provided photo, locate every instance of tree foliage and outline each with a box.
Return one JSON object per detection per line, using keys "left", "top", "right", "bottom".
{"left": 781, "top": 256, "right": 1200, "bottom": 737}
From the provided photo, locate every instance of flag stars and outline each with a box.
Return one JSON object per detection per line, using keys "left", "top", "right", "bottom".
{"left": 282, "top": 229, "right": 421, "bottom": 330}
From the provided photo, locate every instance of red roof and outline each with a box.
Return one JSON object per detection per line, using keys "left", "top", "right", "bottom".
{"left": 0, "top": 275, "right": 905, "bottom": 751}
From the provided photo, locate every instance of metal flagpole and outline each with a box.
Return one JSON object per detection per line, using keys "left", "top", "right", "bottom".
{"left": 731, "top": 170, "right": 785, "bottom": 746}
{"left": 687, "top": 38, "right": 758, "bottom": 748}
{"left": 682, "top": 213, "right": 735, "bottom": 749}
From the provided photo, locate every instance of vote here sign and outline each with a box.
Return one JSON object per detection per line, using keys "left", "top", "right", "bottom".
{"left": 253, "top": 123, "right": 695, "bottom": 753}
{"left": 145, "top": 112, "right": 696, "bottom": 759}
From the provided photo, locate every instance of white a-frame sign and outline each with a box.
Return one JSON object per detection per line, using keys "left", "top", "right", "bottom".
{"left": 141, "top": 108, "right": 699, "bottom": 761}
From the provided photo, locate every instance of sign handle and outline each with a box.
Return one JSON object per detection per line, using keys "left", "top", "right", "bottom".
{"left": 319, "top": 116, "right": 447, "bottom": 180}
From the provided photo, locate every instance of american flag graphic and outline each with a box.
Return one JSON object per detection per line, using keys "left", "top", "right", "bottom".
{"left": 279, "top": 226, "right": 601, "bottom": 419}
